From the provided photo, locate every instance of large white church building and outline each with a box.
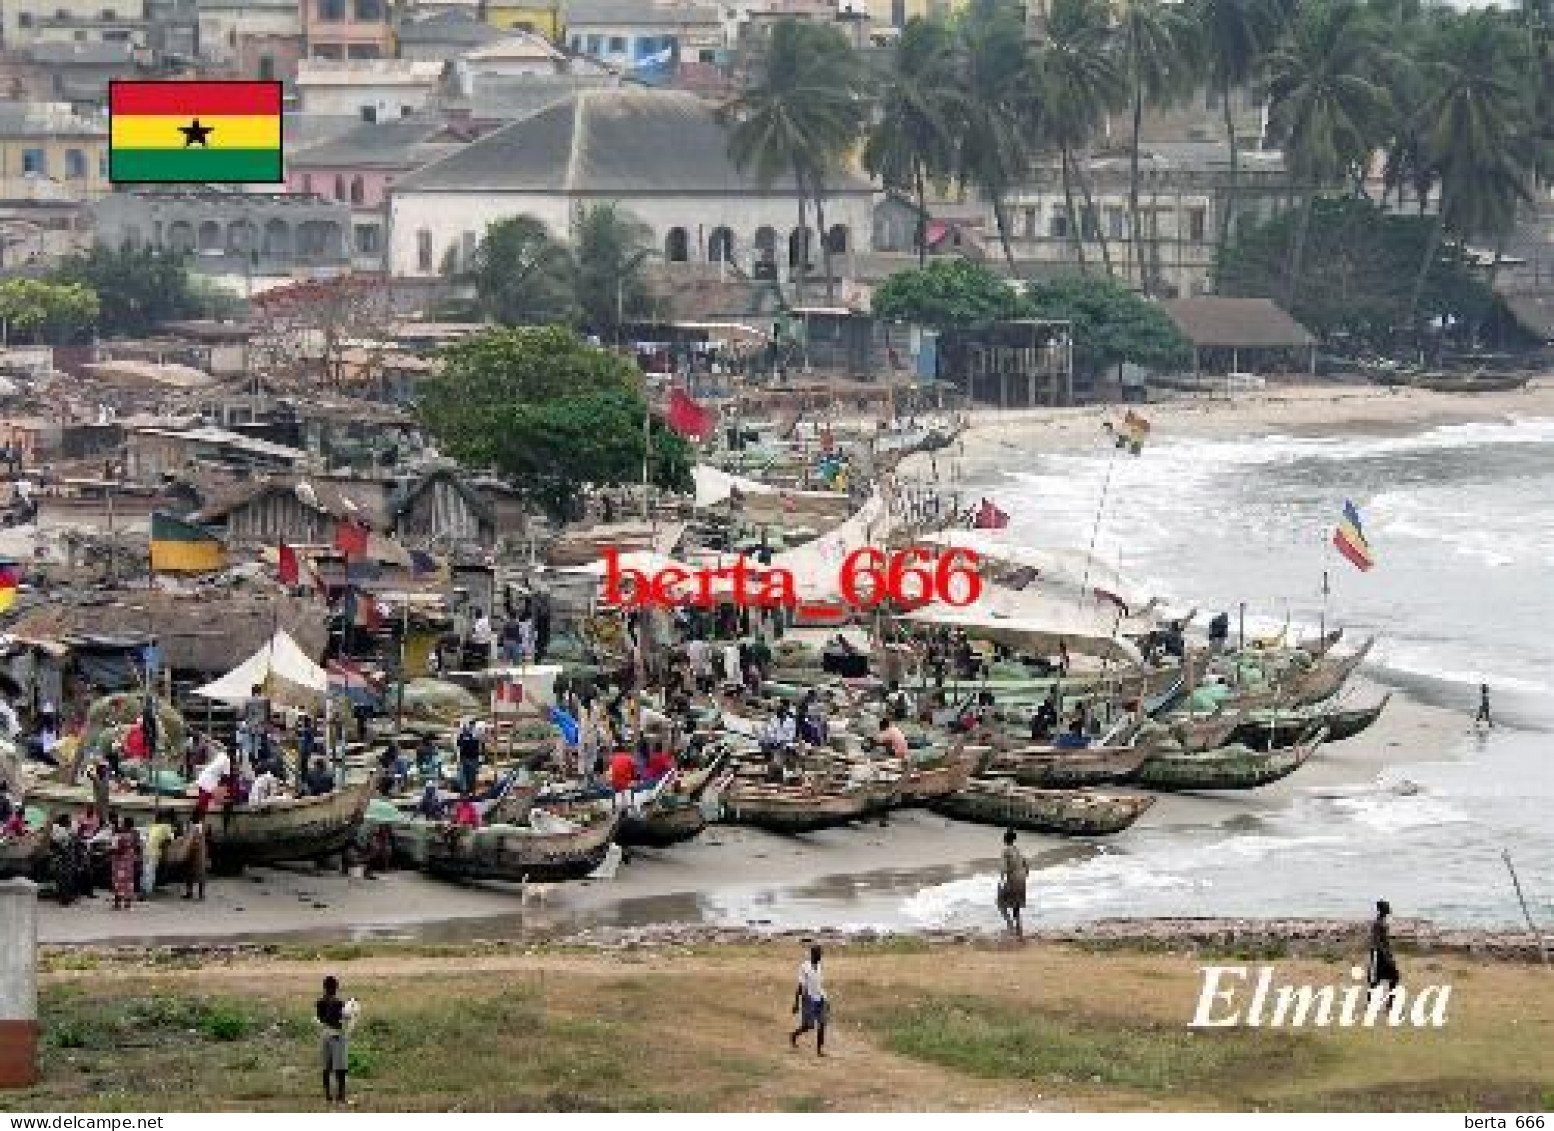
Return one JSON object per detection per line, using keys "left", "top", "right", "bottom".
{"left": 387, "top": 87, "right": 875, "bottom": 285}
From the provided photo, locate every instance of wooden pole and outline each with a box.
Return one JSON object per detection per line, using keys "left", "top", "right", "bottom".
{"left": 1503, "top": 850, "right": 1550, "bottom": 967}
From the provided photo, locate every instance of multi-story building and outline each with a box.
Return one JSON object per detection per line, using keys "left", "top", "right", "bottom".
{"left": 1, "top": 0, "right": 151, "bottom": 49}
{"left": 0, "top": 102, "right": 109, "bottom": 198}
{"left": 562, "top": 0, "right": 725, "bottom": 84}
{"left": 302, "top": 0, "right": 395, "bottom": 60}
{"left": 196, "top": 0, "right": 304, "bottom": 84}
{"left": 483, "top": 0, "right": 561, "bottom": 40}
{"left": 294, "top": 59, "right": 444, "bottom": 120}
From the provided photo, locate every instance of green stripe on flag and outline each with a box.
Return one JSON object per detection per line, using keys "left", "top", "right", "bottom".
{"left": 110, "top": 148, "right": 283, "bottom": 184}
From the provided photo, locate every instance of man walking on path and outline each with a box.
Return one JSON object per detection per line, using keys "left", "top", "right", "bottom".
{"left": 790, "top": 945, "right": 829, "bottom": 1057}
{"left": 1368, "top": 899, "right": 1401, "bottom": 1002}
{"left": 1475, "top": 684, "right": 1493, "bottom": 729}
{"left": 998, "top": 829, "right": 1029, "bottom": 939}
{"left": 316, "top": 975, "right": 351, "bottom": 1105}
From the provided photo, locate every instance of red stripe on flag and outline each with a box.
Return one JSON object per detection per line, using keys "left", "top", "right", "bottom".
{"left": 1333, "top": 530, "right": 1373, "bottom": 571}
{"left": 110, "top": 80, "right": 282, "bottom": 116}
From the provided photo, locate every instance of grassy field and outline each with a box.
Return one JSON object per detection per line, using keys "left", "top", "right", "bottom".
{"left": 6, "top": 941, "right": 1552, "bottom": 1112}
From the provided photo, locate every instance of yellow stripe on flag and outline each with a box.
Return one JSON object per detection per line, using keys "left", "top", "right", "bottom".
{"left": 110, "top": 115, "right": 281, "bottom": 150}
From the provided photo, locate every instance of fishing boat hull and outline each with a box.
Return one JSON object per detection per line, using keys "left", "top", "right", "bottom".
{"left": 895, "top": 750, "right": 977, "bottom": 805}
{"left": 1230, "top": 694, "right": 1390, "bottom": 749}
{"left": 1413, "top": 373, "right": 1530, "bottom": 394}
{"left": 394, "top": 812, "right": 621, "bottom": 882}
{"left": 1137, "top": 731, "right": 1324, "bottom": 791}
{"left": 719, "top": 786, "right": 870, "bottom": 834}
{"left": 618, "top": 798, "right": 707, "bottom": 848}
{"left": 24, "top": 780, "right": 374, "bottom": 868}
{"left": 931, "top": 783, "right": 1155, "bottom": 836}
{"left": 0, "top": 831, "right": 46, "bottom": 879}
{"left": 983, "top": 747, "right": 1150, "bottom": 788}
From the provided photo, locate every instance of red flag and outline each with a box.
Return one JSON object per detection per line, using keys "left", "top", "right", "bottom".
{"left": 277, "top": 544, "right": 299, "bottom": 586}
{"left": 667, "top": 389, "right": 715, "bottom": 440}
{"left": 333, "top": 520, "right": 369, "bottom": 558}
{"left": 973, "top": 498, "right": 1009, "bottom": 530}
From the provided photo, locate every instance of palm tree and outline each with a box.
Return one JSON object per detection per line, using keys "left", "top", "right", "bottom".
{"left": 573, "top": 203, "right": 660, "bottom": 343}
{"left": 468, "top": 215, "right": 576, "bottom": 326}
{"left": 1030, "top": 0, "right": 1127, "bottom": 276}
{"left": 863, "top": 17, "right": 964, "bottom": 266}
{"left": 722, "top": 19, "right": 867, "bottom": 303}
{"left": 1405, "top": 11, "right": 1536, "bottom": 330}
{"left": 1262, "top": 0, "right": 1392, "bottom": 307}
{"left": 1113, "top": 0, "right": 1199, "bottom": 292}
{"left": 1191, "top": 0, "right": 1287, "bottom": 258}
{"left": 953, "top": 0, "right": 1034, "bottom": 275}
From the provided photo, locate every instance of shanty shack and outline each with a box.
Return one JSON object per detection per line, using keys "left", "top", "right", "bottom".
{"left": 195, "top": 479, "right": 389, "bottom": 548}
{"left": 389, "top": 468, "right": 494, "bottom": 548}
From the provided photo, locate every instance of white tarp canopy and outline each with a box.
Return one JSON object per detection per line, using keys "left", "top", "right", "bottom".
{"left": 769, "top": 488, "right": 894, "bottom": 601}
{"left": 191, "top": 629, "right": 328, "bottom": 705}
{"left": 905, "top": 584, "right": 1144, "bottom": 665}
{"left": 919, "top": 530, "right": 1153, "bottom": 613}
{"left": 693, "top": 465, "right": 776, "bottom": 507}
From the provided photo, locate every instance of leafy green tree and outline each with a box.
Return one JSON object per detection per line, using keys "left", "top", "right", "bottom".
{"left": 871, "top": 259, "right": 1026, "bottom": 328}
{"left": 1030, "top": 0, "right": 1127, "bottom": 276}
{"left": 723, "top": 19, "right": 869, "bottom": 302}
{"left": 573, "top": 203, "right": 661, "bottom": 343}
{"left": 418, "top": 326, "right": 693, "bottom": 520}
{"left": 1113, "top": 0, "right": 1199, "bottom": 292}
{"left": 469, "top": 215, "right": 577, "bottom": 326}
{"left": 1218, "top": 195, "right": 1500, "bottom": 350}
{"left": 1024, "top": 274, "right": 1191, "bottom": 378}
{"left": 1262, "top": 0, "right": 1392, "bottom": 306}
{"left": 952, "top": 0, "right": 1035, "bottom": 275}
{"left": 863, "top": 17, "right": 964, "bottom": 267}
{"left": 0, "top": 278, "right": 98, "bottom": 343}
{"left": 1405, "top": 10, "right": 1535, "bottom": 328}
{"left": 50, "top": 244, "right": 197, "bottom": 337}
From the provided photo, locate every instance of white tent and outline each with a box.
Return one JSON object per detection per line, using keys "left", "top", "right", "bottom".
{"left": 192, "top": 629, "right": 329, "bottom": 705}
{"left": 904, "top": 584, "right": 1144, "bottom": 665}
{"left": 692, "top": 465, "right": 776, "bottom": 508}
{"left": 769, "top": 488, "right": 894, "bottom": 601}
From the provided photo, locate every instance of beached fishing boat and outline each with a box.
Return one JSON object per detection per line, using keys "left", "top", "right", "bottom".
{"left": 1229, "top": 694, "right": 1390, "bottom": 749}
{"left": 718, "top": 781, "right": 872, "bottom": 834}
{"left": 1218, "top": 638, "right": 1374, "bottom": 711}
{"left": 895, "top": 747, "right": 978, "bottom": 804}
{"left": 0, "top": 830, "right": 47, "bottom": 878}
{"left": 931, "top": 780, "right": 1155, "bottom": 836}
{"left": 1412, "top": 372, "right": 1531, "bottom": 394}
{"left": 981, "top": 746, "right": 1151, "bottom": 788}
{"left": 1137, "top": 729, "right": 1326, "bottom": 791}
{"left": 392, "top": 809, "right": 622, "bottom": 882}
{"left": 620, "top": 794, "right": 707, "bottom": 848}
{"left": 23, "top": 779, "right": 375, "bottom": 868}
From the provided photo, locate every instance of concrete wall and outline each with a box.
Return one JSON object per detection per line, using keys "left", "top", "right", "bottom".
{"left": 0, "top": 879, "right": 38, "bottom": 1088}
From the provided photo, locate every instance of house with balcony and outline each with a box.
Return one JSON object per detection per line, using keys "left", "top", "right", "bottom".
{"left": 303, "top": 0, "right": 394, "bottom": 60}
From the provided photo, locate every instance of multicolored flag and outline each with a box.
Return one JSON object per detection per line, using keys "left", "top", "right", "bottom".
{"left": 0, "top": 563, "right": 18, "bottom": 612}
{"left": 972, "top": 497, "right": 1009, "bottom": 530}
{"left": 149, "top": 511, "right": 225, "bottom": 573}
{"left": 109, "top": 81, "right": 283, "bottom": 184}
{"left": 1333, "top": 499, "right": 1374, "bottom": 571}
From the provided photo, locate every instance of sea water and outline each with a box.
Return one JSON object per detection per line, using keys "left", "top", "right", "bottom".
{"left": 892, "top": 415, "right": 1554, "bottom": 930}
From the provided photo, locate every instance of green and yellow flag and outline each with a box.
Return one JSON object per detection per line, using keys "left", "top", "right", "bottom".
{"left": 109, "top": 81, "right": 283, "bottom": 184}
{"left": 150, "top": 511, "right": 226, "bottom": 573}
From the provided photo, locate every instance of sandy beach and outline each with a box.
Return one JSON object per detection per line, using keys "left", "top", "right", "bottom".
{"left": 31, "top": 375, "right": 1548, "bottom": 947}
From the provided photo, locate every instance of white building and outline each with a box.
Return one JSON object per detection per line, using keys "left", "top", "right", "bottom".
{"left": 388, "top": 87, "right": 873, "bottom": 283}
{"left": 461, "top": 32, "right": 570, "bottom": 77}
{"left": 294, "top": 59, "right": 446, "bottom": 122}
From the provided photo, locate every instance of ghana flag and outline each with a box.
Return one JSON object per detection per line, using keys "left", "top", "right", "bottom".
{"left": 150, "top": 511, "right": 226, "bottom": 573}
{"left": 109, "top": 81, "right": 283, "bottom": 184}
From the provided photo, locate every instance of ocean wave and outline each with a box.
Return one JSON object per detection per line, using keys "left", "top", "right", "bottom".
{"left": 1328, "top": 794, "right": 1471, "bottom": 834}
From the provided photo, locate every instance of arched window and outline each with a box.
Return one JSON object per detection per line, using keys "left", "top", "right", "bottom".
{"left": 349, "top": 176, "right": 364, "bottom": 205}
{"left": 707, "top": 226, "right": 735, "bottom": 263}
{"left": 825, "top": 224, "right": 848, "bottom": 254}
{"left": 226, "top": 220, "right": 255, "bottom": 253}
{"left": 664, "top": 226, "right": 689, "bottom": 262}
{"left": 262, "top": 218, "right": 291, "bottom": 257}
{"left": 166, "top": 221, "right": 195, "bottom": 252}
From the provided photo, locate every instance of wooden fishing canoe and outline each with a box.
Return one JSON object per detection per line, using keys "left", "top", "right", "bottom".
{"left": 931, "top": 781, "right": 1156, "bottom": 836}
{"left": 619, "top": 795, "right": 707, "bottom": 848}
{"left": 394, "top": 810, "right": 622, "bottom": 883}
{"left": 719, "top": 782, "right": 872, "bottom": 834}
{"left": 23, "top": 779, "right": 375, "bottom": 868}
{"left": 895, "top": 748, "right": 977, "bottom": 805}
{"left": 1137, "top": 729, "right": 1326, "bottom": 791}
{"left": 0, "top": 830, "right": 47, "bottom": 879}
{"left": 982, "top": 746, "right": 1150, "bottom": 788}
{"left": 1230, "top": 694, "right": 1391, "bottom": 750}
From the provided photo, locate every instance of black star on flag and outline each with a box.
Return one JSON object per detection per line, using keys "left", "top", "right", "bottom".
{"left": 179, "top": 118, "right": 214, "bottom": 147}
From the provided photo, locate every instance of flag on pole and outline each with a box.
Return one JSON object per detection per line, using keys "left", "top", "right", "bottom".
{"left": 666, "top": 388, "right": 716, "bottom": 440}
{"left": 149, "top": 511, "right": 225, "bottom": 573}
{"left": 333, "top": 519, "right": 369, "bottom": 559}
{"left": 1332, "top": 499, "right": 1374, "bottom": 571}
{"left": 972, "top": 497, "right": 1009, "bottom": 530}
{"left": 277, "top": 543, "right": 299, "bottom": 586}
{"left": 0, "top": 563, "right": 18, "bottom": 612}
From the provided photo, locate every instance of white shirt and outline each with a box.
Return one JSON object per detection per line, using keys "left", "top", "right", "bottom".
{"left": 764, "top": 713, "right": 796, "bottom": 745}
{"left": 798, "top": 960, "right": 825, "bottom": 1002}
{"left": 195, "top": 751, "right": 231, "bottom": 794}
{"left": 722, "top": 644, "right": 742, "bottom": 684}
{"left": 471, "top": 616, "right": 493, "bottom": 645}
{"left": 248, "top": 771, "right": 280, "bottom": 806}
{"left": 686, "top": 638, "right": 709, "bottom": 674}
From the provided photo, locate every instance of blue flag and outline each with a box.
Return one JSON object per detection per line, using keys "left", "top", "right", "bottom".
{"left": 548, "top": 705, "right": 579, "bottom": 746}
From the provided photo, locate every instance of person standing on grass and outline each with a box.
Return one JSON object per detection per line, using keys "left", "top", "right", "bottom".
{"left": 1368, "top": 899, "right": 1401, "bottom": 1001}
{"left": 997, "top": 829, "right": 1029, "bottom": 939}
{"left": 789, "top": 945, "right": 829, "bottom": 1057}
{"left": 316, "top": 975, "right": 350, "bottom": 1105}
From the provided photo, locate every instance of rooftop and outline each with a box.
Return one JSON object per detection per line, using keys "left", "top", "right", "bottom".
{"left": 0, "top": 102, "right": 107, "bottom": 139}
{"left": 288, "top": 117, "right": 467, "bottom": 170}
{"left": 562, "top": 0, "right": 722, "bottom": 26}
{"left": 295, "top": 60, "right": 446, "bottom": 87}
{"left": 1162, "top": 297, "right": 1316, "bottom": 350}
